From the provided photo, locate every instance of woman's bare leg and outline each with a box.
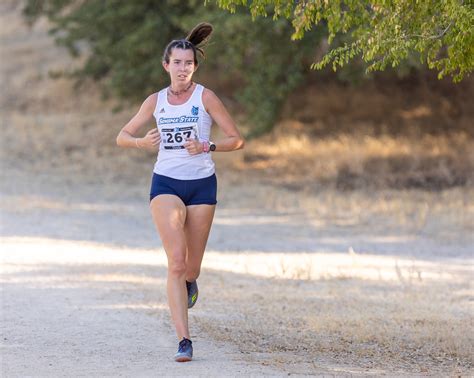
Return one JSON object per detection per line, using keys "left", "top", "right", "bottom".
{"left": 184, "top": 204, "right": 216, "bottom": 282}
{"left": 150, "top": 194, "right": 189, "bottom": 340}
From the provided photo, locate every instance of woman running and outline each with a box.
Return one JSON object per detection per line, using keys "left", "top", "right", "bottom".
{"left": 116, "top": 22, "right": 244, "bottom": 362}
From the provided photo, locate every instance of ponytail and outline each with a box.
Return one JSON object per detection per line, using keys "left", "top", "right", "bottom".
{"left": 185, "top": 22, "right": 213, "bottom": 59}
{"left": 163, "top": 22, "right": 214, "bottom": 64}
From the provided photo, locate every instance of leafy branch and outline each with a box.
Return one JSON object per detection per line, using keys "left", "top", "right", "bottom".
{"left": 214, "top": 0, "right": 473, "bottom": 82}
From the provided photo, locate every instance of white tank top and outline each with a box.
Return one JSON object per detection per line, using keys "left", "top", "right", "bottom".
{"left": 152, "top": 84, "right": 215, "bottom": 180}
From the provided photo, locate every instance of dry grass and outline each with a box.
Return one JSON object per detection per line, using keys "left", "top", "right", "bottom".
{"left": 236, "top": 126, "right": 474, "bottom": 191}
{"left": 193, "top": 180, "right": 474, "bottom": 375}
{"left": 232, "top": 72, "right": 474, "bottom": 192}
{"left": 193, "top": 181, "right": 473, "bottom": 375}
{"left": 195, "top": 257, "right": 473, "bottom": 375}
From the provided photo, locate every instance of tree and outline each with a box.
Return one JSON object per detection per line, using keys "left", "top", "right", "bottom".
{"left": 213, "top": 0, "right": 474, "bottom": 82}
{"left": 22, "top": 0, "right": 200, "bottom": 101}
{"left": 22, "top": 0, "right": 323, "bottom": 137}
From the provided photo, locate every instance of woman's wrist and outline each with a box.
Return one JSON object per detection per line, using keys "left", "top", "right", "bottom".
{"left": 202, "top": 141, "right": 210, "bottom": 153}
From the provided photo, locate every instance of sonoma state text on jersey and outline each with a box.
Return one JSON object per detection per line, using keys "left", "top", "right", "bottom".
{"left": 159, "top": 116, "right": 199, "bottom": 124}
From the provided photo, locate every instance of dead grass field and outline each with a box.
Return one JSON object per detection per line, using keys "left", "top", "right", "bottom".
{"left": 197, "top": 265, "right": 472, "bottom": 375}
{"left": 239, "top": 128, "right": 473, "bottom": 191}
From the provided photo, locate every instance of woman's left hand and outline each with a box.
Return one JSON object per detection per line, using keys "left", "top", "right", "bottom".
{"left": 184, "top": 138, "right": 204, "bottom": 155}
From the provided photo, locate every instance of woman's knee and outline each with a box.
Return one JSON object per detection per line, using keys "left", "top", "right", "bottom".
{"left": 186, "top": 267, "right": 200, "bottom": 281}
{"left": 168, "top": 256, "right": 187, "bottom": 277}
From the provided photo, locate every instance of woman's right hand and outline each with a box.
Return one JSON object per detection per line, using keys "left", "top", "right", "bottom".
{"left": 138, "top": 128, "right": 161, "bottom": 151}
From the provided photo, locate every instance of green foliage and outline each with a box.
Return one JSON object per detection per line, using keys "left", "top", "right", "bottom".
{"left": 214, "top": 0, "right": 473, "bottom": 82}
{"left": 22, "top": 0, "right": 323, "bottom": 137}
{"left": 23, "top": 0, "right": 199, "bottom": 101}
{"left": 186, "top": 8, "right": 323, "bottom": 137}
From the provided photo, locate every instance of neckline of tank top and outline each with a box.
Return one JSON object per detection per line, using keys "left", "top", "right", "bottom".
{"left": 164, "top": 83, "right": 200, "bottom": 107}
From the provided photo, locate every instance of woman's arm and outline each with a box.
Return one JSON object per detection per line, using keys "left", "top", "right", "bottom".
{"left": 116, "top": 93, "right": 160, "bottom": 151}
{"left": 202, "top": 89, "right": 245, "bottom": 152}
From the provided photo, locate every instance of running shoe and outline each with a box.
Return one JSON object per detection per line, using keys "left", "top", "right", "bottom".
{"left": 186, "top": 280, "right": 198, "bottom": 308}
{"left": 174, "top": 337, "right": 193, "bottom": 362}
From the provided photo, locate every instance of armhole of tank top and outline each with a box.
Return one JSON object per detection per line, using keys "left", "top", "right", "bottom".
{"left": 152, "top": 90, "right": 163, "bottom": 120}
{"left": 198, "top": 85, "right": 211, "bottom": 118}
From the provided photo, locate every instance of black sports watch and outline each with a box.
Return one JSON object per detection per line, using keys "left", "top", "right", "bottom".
{"left": 209, "top": 141, "right": 216, "bottom": 152}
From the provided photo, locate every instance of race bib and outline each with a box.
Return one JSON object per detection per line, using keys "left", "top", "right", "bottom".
{"left": 161, "top": 124, "right": 199, "bottom": 150}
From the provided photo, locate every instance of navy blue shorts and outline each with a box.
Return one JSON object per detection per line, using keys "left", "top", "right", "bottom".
{"left": 149, "top": 173, "right": 217, "bottom": 206}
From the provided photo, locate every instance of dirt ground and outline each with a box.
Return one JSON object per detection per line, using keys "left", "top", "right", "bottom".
{"left": 1, "top": 165, "right": 473, "bottom": 376}
{"left": 1, "top": 1, "right": 473, "bottom": 376}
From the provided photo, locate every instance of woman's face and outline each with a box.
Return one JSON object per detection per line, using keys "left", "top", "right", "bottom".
{"left": 163, "top": 48, "right": 197, "bottom": 83}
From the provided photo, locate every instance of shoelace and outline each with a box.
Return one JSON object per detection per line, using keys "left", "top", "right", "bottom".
{"left": 178, "top": 338, "right": 192, "bottom": 352}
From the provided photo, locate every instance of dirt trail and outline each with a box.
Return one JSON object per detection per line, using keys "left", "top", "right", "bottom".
{"left": 1, "top": 168, "right": 473, "bottom": 376}
{"left": 0, "top": 169, "right": 363, "bottom": 376}
{"left": 1, "top": 237, "right": 286, "bottom": 376}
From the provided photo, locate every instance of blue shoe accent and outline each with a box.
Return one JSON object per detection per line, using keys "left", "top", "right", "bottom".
{"left": 186, "top": 280, "right": 198, "bottom": 308}
{"left": 174, "top": 337, "right": 193, "bottom": 362}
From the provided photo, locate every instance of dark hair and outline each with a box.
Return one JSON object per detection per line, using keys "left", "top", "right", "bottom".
{"left": 162, "top": 22, "right": 213, "bottom": 65}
